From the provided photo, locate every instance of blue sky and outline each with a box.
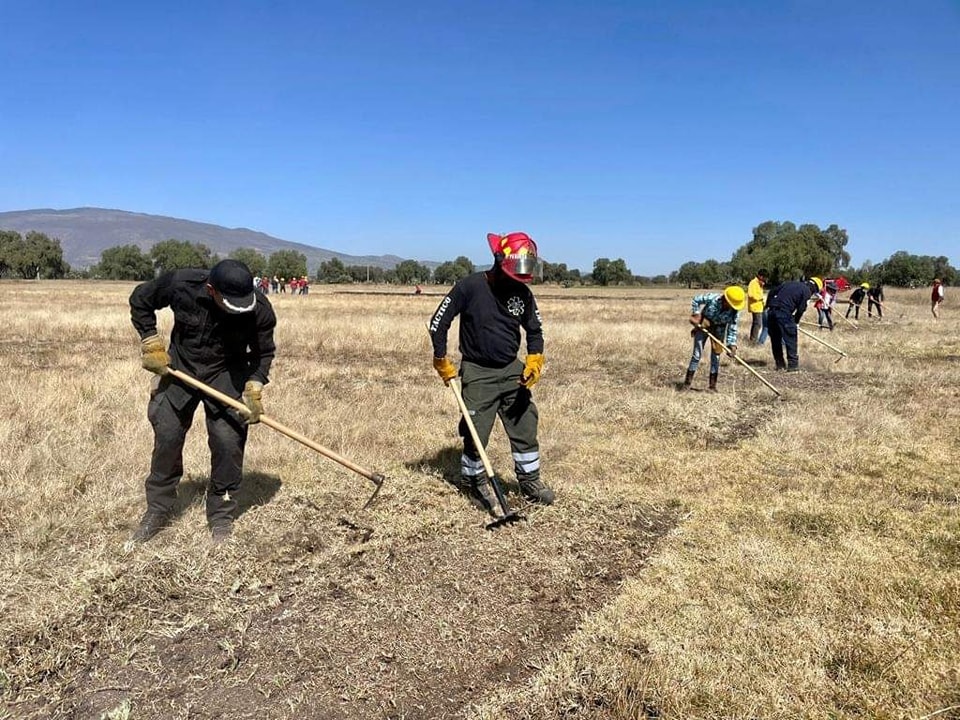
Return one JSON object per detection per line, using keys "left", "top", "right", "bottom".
{"left": 2, "top": 1, "right": 957, "bottom": 274}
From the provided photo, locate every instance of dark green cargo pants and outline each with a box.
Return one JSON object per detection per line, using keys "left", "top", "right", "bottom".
{"left": 458, "top": 359, "right": 540, "bottom": 484}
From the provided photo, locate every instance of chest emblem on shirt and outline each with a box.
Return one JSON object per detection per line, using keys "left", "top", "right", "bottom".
{"left": 506, "top": 296, "right": 525, "bottom": 316}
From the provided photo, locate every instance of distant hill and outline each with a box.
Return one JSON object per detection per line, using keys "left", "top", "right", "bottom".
{"left": 0, "top": 207, "right": 416, "bottom": 271}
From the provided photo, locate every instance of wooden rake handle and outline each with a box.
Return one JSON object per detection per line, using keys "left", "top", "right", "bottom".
{"left": 702, "top": 328, "right": 782, "bottom": 397}
{"left": 448, "top": 378, "right": 496, "bottom": 479}
{"left": 797, "top": 326, "right": 847, "bottom": 357}
{"left": 167, "top": 368, "right": 385, "bottom": 490}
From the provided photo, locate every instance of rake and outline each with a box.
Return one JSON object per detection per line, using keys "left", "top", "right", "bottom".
{"left": 448, "top": 377, "right": 523, "bottom": 530}
{"left": 167, "top": 368, "right": 384, "bottom": 509}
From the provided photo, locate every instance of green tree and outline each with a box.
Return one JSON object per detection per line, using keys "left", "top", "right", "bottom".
{"left": 93, "top": 245, "right": 155, "bottom": 280}
{"left": 150, "top": 239, "right": 216, "bottom": 273}
{"left": 229, "top": 248, "right": 268, "bottom": 277}
{"left": 11, "top": 232, "right": 69, "bottom": 279}
{"left": 873, "top": 251, "right": 957, "bottom": 287}
{"left": 592, "top": 257, "right": 633, "bottom": 286}
{"left": 674, "top": 261, "right": 699, "bottom": 288}
{"left": 393, "top": 259, "right": 431, "bottom": 284}
{"left": 433, "top": 256, "right": 474, "bottom": 285}
{"left": 729, "top": 221, "right": 849, "bottom": 284}
{"left": 345, "top": 264, "right": 386, "bottom": 283}
{"left": 0, "top": 230, "right": 22, "bottom": 277}
{"left": 317, "top": 257, "right": 352, "bottom": 283}
{"left": 268, "top": 250, "right": 308, "bottom": 280}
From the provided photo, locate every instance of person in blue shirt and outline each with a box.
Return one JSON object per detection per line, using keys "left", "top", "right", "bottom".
{"left": 766, "top": 277, "right": 822, "bottom": 372}
{"left": 681, "top": 286, "right": 746, "bottom": 392}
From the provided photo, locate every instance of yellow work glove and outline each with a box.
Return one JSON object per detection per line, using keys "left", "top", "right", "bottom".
{"left": 242, "top": 380, "right": 264, "bottom": 425}
{"left": 140, "top": 335, "right": 170, "bottom": 375}
{"left": 710, "top": 338, "right": 724, "bottom": 354}
{"left": 433, "top": 357, "right": 457, "bottom": 385}
{"left": 520, "top": 353, "right": 544, "bottom": 389}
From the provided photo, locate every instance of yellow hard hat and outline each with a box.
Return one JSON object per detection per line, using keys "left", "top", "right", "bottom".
{"left": 723, "top": 285, "right": 746, "bottom": 311}
{"left": 861, "top": 282, "right": 870, "bottom": 289}
{"left": 810, "top": 277, "right": 824, "bottom": 292}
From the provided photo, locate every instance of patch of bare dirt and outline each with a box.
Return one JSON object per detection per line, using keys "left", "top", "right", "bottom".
{"left": 7, "top": 491, "right": 679, "bottom": 720}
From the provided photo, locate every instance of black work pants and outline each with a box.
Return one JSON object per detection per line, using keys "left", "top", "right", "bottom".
{"left": 868, "top": 299, "right": 882, "bottom": 318}
{"left": 145, "top": 377, "right": 248, "bottom": 523}
{"left": 458, "top": 360, "right": 540, "bottom": 485}
{"left": 768, "top": 310, "right": 799, "bottom": 370}
{"left": 846, "top": 302, "right": 862, "bottom": 319}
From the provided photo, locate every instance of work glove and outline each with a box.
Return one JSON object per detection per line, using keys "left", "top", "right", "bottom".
{"left": 140, "top": 335, "right": 170, "bottom": 375}
{"left": 241, "top": 380, "right": 264, "bottom": 425}
{"left": 710, "top": 338, "right": 724, "bottom": 354}
{"left": 727, "top": 344, "right": 738, "bottom": 358}
{"left": 520, "top": 353, "right": 544, "bottom": 389}
{"left": 433, "top": 356, "right": 457, "bottom": 385}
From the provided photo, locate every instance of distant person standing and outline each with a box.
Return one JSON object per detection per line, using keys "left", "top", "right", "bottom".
{"left": 766, "top": 277, "right": 822, "bottom": 372}
{"left": 931, "top": 278, "right": 945, "bottom": 318}
{"left": 747, "top": 269, "right": 767, "bottom": 344}
{"left": 867, "top": 283, "right": 885, "bottom": 319}
{"left": 846, "top": 283, "right": 868, "bottom": 320}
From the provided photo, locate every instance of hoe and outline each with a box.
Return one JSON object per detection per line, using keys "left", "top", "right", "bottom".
{"left": 448, "top": 378, "right": 523, "bottom": 530}
{"left": 167, "top": 368, "right": 384, "bottom": 509}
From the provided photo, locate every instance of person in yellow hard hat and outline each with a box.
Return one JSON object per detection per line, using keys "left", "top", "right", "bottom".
{"left": 765, "top": 277, "right": 822, "bottom": 372}
{"left": 846, "top": 282, "right": 868, "bottom": 320}
{"left": 681, "top": 285, "right": 745, "bottom": 392}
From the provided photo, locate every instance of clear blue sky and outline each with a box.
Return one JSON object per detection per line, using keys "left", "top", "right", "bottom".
{"left": 2, "top": 1, "right": 957, "bottom": 274}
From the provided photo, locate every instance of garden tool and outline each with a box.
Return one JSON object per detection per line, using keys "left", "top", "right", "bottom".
{"left": 702, "top": 328, "right": 782, "bottom": 397}
{"left": 797, "top": 326, "right": 848, "bottom": 363}
{"left": 448, "top": 377, "right": 523, "bottom": 530}
{"left": 167, "top": 368, "right": 384, "bottom": 509}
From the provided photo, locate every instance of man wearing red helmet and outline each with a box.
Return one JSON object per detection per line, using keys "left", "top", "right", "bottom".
{"left": 429, "top": 232, "right": 555, "bottom": 511}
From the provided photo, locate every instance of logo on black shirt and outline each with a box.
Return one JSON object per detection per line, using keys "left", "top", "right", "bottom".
{"left": 506, "top": 296, "right": 525, "bottom": 316}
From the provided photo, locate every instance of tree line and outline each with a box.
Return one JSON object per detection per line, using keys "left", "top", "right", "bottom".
{"left": 1, "top": 225, "right": 954, "bottom": 288}
{"left": 0, "top": 230, "right": 70, "bottom": 279}
{"left": 669, "top": 220, "right": 956, "bottom": 288}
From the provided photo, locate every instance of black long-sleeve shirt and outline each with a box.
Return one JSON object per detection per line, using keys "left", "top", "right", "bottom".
{"left": 849, "top": 287, "right": 867, "bottom": 304}
{"left": 429, "top": 271, "right": 543, "bottom": 368}
{"left": 766, "top": 281, "right": 813, "bottom": 323}
{"left": 130, "top": 269, "right": 277, "bottom": 386}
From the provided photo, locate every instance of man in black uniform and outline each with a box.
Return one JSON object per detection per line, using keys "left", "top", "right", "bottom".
{"left": 867, "top": 283, "right": 884, "bottom": 319}
{"left": 429, "top": 231, "right": 554, "bottom": 512}
{"left": 766, "top": 276, "right": 822, "bottom": 372}
{"left": 846, "top": 282, "right": 868, "bottom": 319}
{"left": 128, "top": 259, "right": 277, "bottom": 543}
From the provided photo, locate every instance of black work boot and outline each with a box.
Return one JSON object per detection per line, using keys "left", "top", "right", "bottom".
{"left": 520, "top": 478, "right": 556, "bottom": 506}
{"left": 210, "top": 519, "right": 234, "bottom": 544}
{"left": 708, "top": 373, "right": 718, "bottom": 392}
{"left": 680, "top": 369, "right": 695, "bottom": 390}
{"left": 129, "top": 511, "right": 170, "bottom": 545}
{"left": 452, "top": 475, "right": 497, "bottom": 515}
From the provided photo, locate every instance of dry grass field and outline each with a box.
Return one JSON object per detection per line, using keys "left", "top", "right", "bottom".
{"left": 1, "top": 280, "right": 958, "bottom": 719}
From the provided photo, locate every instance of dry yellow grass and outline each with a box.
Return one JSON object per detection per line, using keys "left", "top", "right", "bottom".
{"left": 1, "top": 280, "right": 958, "bottom": 719}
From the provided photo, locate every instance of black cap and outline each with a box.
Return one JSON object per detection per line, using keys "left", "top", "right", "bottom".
{"left": 208, "top": 260, "right": 256, "bottom": 313}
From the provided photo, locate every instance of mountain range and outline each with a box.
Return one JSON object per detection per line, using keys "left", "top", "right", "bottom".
{"left": 0, "top": 207, "right": 416, "bottom": 271}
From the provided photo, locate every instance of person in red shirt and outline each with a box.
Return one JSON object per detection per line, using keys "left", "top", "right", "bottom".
{"left": 931, "top": 278, "right": 945, "bottom": 318}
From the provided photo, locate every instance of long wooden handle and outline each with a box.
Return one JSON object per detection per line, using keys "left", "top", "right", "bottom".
{"left": 167, "top": 368, "right": 380, "bottom": 482}
{"left": 703, "top": 329, "right": 781, "bottom": 396}
{"left": 448, "top": 378, "right": 496, "bottom": 479}
{"left": 797, "top": 326, "right": 847, "bottom": 356}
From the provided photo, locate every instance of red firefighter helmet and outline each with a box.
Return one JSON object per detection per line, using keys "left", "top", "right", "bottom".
{"left": 487, "top": 232, "right": 539, "bottom": 283}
